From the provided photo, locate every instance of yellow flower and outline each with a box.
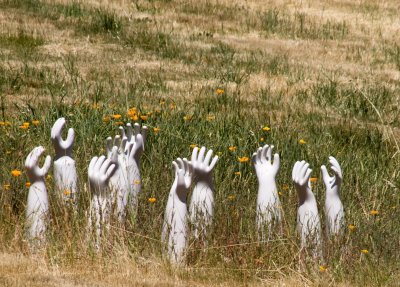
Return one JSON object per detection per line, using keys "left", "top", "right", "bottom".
{"left": 140, "top": 115, "right": 148, "bottom": 121}
{"left": 278, "top": 191, "right": 283, "bottom": 196}
{"left": 4, "top": 121, "right": 11, "bottom": 126}
{"left": 238, "top": 157, "right": 249, "bottom": 163}
{"left": 46, "top": 174, "right": 52, "bottom": 180}
{"left": 127, "top": 107, "right": 137, "bottom": 117}
{"left": 216, "top": 88, "right": 224, "bottom": 95}
{"left": 92, "top": 103, "right": 99, "bottom": 109}
{"left": 217, "top": 151, "right": 222, "bottom": 156}
{"left": 132, "top": 115, "right": 139, "bottom": 121}
{"left": 169, "top": 103, "right": 176, "bottom": 110}
{"left": 319, "top": 265, "right": 327, "bottom": 272}
{"left": 183, "top": 115, "right": 192, "bottom": 121}
{"left": 360, "top": 249, "right": 369, "bottom": 254}
{"left": 31, "top": 120, "right": 40, "bottom": 126}
{"left": 153, "top": 127, "right": 160, "bottom": 133}
{"left": 103, "top": 116, "right": 111, "bottom": 123}
{"left": 370, "top": 210, "right": 379, "bottom": 216}
{"left": 262, "top": 126, "right": 270, "bottom": 131}
{"left": 260, "top": 137, "right": 264, "bottom": 142}
{"left": 115, "top": 121, "right": 123, "bottom": 126}
{"left": 227, "top": 195, "right": 235, "bottom": 201}
{"left": 148, "top": 197, "right": 156, "bottom": 203}
{"left": 0, "top": 121, "right": 5, "bottom": 126}
{"left": 309, "top": 177, "right": 318, "bottom": 183}
{"left": 234, "top": 171, "right": 241, "bottom": 176}
{"left": 11, "top": 170, "right": 21, "bottom": 177}
{"left": 299, "top": 139, "right": 306, "bottom": 144}
{"left": 25, "top": 182, "right": 31, "bottom": 188}
{"left": 228, "top": 146, "right": 237, "bottom": 152}
{"left": 206, "top": 115, "right": 215, "bottom": 121}
{"left": 190, "top": 144, "right": 197, "bottom": 149}
{"left": 348, "top": 224, "right": 356, "bottom": 231}
{"left": 113, "top": 114, "right": 122, "bottom": 120}
{"left": 282, "top": 184, "right": 289, "bottom": 190}
{"left": 3, "top": 184, "right": 10, "bottom": 190}
{"left": 134, "top": 180, "right": 141, "bottom": 185}
{"left": 20, "top": 122, "right": 30, "bottom": 129}
{"left": 63, "top": 189, "right": 71, "bottom": 196}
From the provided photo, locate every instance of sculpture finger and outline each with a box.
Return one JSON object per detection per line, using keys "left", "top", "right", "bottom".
{"left": 251, "top": 152, "right": 258, "bottom": 165}
{"left": 183, "top": 158, "right": 189, "bottom": 173}
{"left": 273, "top": 153, "right": 280, "bottom": 169}
{"left": 99, "top": 158, "right": 112, "bottom": 175}
{"left": 291, "top": 161, "right": 298, "bottom": 181}
{"left": 208, "top": 155, "right": 219, "bottom": 171}
{"left": 198, "top": 146, "right": 206, "bottom": 162}
{"left": 191, "top": 147, "right": 199, "bottom": 163}
{"left": 88, "top": 156, "right": 98, "bottom": 175}
{"left": 61, "top": 127, "right": 75, "bottom": 150}
{"left": 266, "top": 145, "right": 273, "bottom": 162}
{"left": 109, "top": 146, "right": 119, "bottom": 164}
{"left": 304, "top": 168, "right": 312, "bottom": 185}
{"left": 126, "top": 123, "right": 133, "bottom": 141}
{"left": 172, "top": 161, "right": 179, "bottom": 174}
{"left": 300, "top": 162, "right": 310, "bottom": 179}
{"left": 121, "top": 137, "right": 128, "bottom": 152}
{"left": 204, "top": 149, "right": 213, "bottom": 166}
{"left": 176, "top": 158, "right": 184, "bottom": 170}
{"left": 94, "top": 155, "right": 106, "bottom": 171}
{"left": 119, "top": 126, "right": 126, "bottom": 139}
{"left": 141, "top": 126, "right": 148, "bottom": 146}
{"left": 106, "top": 137, "right": 113, "bottom": 157}
{"left": 133, "top": 123, "right": 140, "bottom": 136}
{"left": 39, "top": 155, "right": 52, "bottom": 176}
{"left": 113, "top": 135, "right": 121, "bottom": 149}
{"left": 106, "top": 163, "right": 117, "bottom": 179}
{"left": 321, "top": 165, "right": 330, "bottom": 183}
{"left": 50, "top": 117, "right": 65, "bottom": 141}
{"left": 261, "top": 145, "right": 269, "bottom": 162}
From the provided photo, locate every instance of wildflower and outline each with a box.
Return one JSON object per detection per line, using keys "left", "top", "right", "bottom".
{"left": 262, "top": 126, "right": 270, "bottom": 131}
{"left": 299, "top": 139, "right": 306, "bottom": 144}
{"left": 360, "top": 249, "right": 369, "bottom": 254}
{"left": 134, "top": 180, "right": 141, "bottom": 185}
{"left": 32, "top": 120, "right": 40, "bottom": 126}
{"left": 348, "top": 224, "right": 356, "bottom": 231}
{"left": 234, "top": 171, "right": 241, "bottom": 176}
{"left": 278, "top": 191, "right": 283, "bottom": 196}
{"left": 103, "top": 117, "right": 111, "bottom": 123}
{"left": 309, "top": 177, "right": 318, "bottom": 183}
{"left": 11, "top": 170, "right": 21, "bottom": 177}
{"left": 169, "top": 103, "right": 176, "bottom": 110}
{"left": 46, "top": 175, "right": 52, "bottom": 180}
{"left": 228, "top": 146, "right": 237, "bottom": 152}
{"left": 206, "top": 115, "right": 215, "bottom": 121}
{"left": 238, "top": 157, "right": 249, "bottom": 163}
{"left": 113, "top": 114, "right": 122, "bottom": 120}
{"left": 183, "top": 115, "right": 192, "bottom": 121}
{"left": 132, "top": 115, "right": 139, "bottom": 121}
{"left": 4, "top": 121, "right": 11, "bottom": 126}
{"left": 20, "top": 122, "right": 30, "bottom": 129}
{"left": 153, "top": 127, "right": 160, "bottom": 133}
{"left": 148, "top": 197, "right": 156, "bottom": 203}
{"left": 190, "top": 144, "right": 197, "bottom": 149}
{"left": 260, "top": 137, "right": 264, "bottom": 142}
{"left": 25, "top": 182, "right": 31, "bottom": 188}
{"left": 227, "top": 195, "right": 235, "bottom": 201}
{"left": 282, "top": 184, "right": 289, "bottom": 190}
{"left": 115, "top": 121, "right": 123, "bottom": 126}
{"left": 319, "top": 265, "right": 327, "bottom": 272}
{"left": 3, "top": 184, "right": 10, "bottom": 190}
{"left": 63, "top": 190, "right": 71, "bottom": 196}
{"left": 0, "top": 122, "right": 5, "bottom": 126}
{"left": 127, "top": 107, "right": 137, "bottom": 117}
{"left": 370, "top": 210, "right": 379, "bottom": 216}
{"left": 216, "top": 88, "right": 224, "bottom": 95}
{"left": 217, "top": 151, "right": 222, "bottom": 156}
{"left": 92, "top": 103, "right": 99, "bottom": 109}
{"left": 140, "top": 115, "right": 148, "bottom": 121}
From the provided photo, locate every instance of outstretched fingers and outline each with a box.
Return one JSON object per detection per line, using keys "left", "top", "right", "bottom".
{"left": 204, "top": 149, "right": 213, "bottom": 166}
{"left": 191, "top": 147, "right": 199, "bottom": 163}
{"left": 198, "top": 146, "right": 206, "bottom": 162}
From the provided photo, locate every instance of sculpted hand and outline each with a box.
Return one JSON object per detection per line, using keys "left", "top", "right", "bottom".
{"left": 25, "top": 146, "right": 51, "bottom": 241}
{"left": 189, "top": 146, "right": 218, "bottom": 241}
{"left": 292, "top": 160, "right": 321, "bottom": 255}
{"left": 88, "top": 154, "right": 117, "bottom": 193}
{"left": 51, "top": 118, "right": 78, "bottom": 202}
{"left": 252, "top": 144, "right": 281, "bottom": 238}
{"left": 162, "top": 158, "right": 192, "bottom": 265}
{"left": 322, "top": 156, "right": 344, "bottom": 236}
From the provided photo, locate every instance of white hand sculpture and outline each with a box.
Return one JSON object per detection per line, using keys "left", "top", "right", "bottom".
{"left": 25, "top": 146, "right": 51, "bottom": 242}
{"left": 162, "top": 158, "right": 192, "bottom": 265}
{"left": 106, "top": 134, "right": 130, "bottom": 222}
{"left": 321, "top": 156, "right": 344, "bottom": 237}
{"left": 252, "top": 144, "right": 281, "bottom": 240}
{"left": 292, "top": 161, "right": 321, "bottom": 256}
{"left": 51, "top": 118, "right": 78, "bottom": 203}
{"left": 189, "top": 146, "right": 218, "bottom": 241}
{"left": 87, "top": 154, "right": 117, "bottom": 250}
{"left": 120, "top": 123, "right": 147, "bottom": 213}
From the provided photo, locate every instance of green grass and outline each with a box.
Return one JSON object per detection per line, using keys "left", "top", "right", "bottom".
{"left": 0, "top": 0, "right": 400, "bottom": 285}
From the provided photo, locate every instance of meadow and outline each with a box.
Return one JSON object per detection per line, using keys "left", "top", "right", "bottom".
{"left": 0, "top": 0, "right": 399, "bottom": 286}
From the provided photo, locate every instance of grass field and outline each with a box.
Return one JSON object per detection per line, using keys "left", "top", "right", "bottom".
{"left": 0, "top": 0, "right": 399, "bottom": 286}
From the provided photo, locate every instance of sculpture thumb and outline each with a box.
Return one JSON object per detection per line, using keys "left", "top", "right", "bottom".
{"left": 273, "top": 153, "right": 280, "bottom": 170}
{"left": 61, "top": 128, "right": 75, "bottom": 150}
{"left": 321, "top": 165, "right": 330, "bottom": 183}
{"left": 106, "top": 137, "right": 113, "bottom": 158}
{"left": 40, "top": 155, "right": 52, "bottom": 176}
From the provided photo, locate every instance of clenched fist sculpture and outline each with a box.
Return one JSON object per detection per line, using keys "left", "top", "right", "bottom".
{"left": 162, "top": 158, "right": 192, "bottom": 265}
{"left": 51, "top": 118, "right": 78, "bottom": 203}
{"left": 25, "top": 146, "right": 51, "bottom": 242}
{"left": 252, "top": 144, "right": 282, "bottom": 240}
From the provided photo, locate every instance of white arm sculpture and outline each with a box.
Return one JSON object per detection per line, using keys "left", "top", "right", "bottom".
{"left": 252, "top": 144, "right": 281, "bottom": 240}
{"left": 87, "top": 154, "right": 117, "bottom": 250}
{"left": 321, "top": 156, "right": 344, "bottom": 236}
{"left": 189, "top": 146, "right": 218, "bottom": 240}
{"left": 51, "top": 118, "right": 78, "bottom": 203}
{"left": 25, "top": 146, "right": 51, "bottom": 242}
{"left": 106, "top": 135, "right": 130, "bottom": 222}
{"left": 292, "top": 160, "right": 321, "bottom": 256}
{"left": 121, "top": 123, "right": 147, "bottom": 210}
{"left": 162, "top": 158, "right": 192, "bottom": 265}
